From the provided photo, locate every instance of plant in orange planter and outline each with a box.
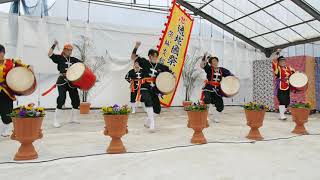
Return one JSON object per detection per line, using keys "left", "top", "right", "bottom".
{"left": 102, "top": 104, "right": 130, "bottom": 154}
{"left": 289, "top": 102, "right": 311, "bottom": 135}
{"left": 9, "top": 103, "right": 45, "bottom": 161}
{"left": 185, "top": 102, "right": 209, "bottom": 144}
{"left": 243, "top": 102, "right": 268, "bottom": 141}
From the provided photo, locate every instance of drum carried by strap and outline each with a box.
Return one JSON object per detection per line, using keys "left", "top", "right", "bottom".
{"left": 289, "top": 72, "right": 308, "bottom": 91}
{"left": 155, "top": 72, "right": 176, "bottom": 95}
{"left": 6, "top": 67, "right": 36, "bottom": 96}
{"left": 66, "top": 63, "right": 96, "bottom": 91}
{"left": 220, "top": 76, "right": 240, "bottom": 97}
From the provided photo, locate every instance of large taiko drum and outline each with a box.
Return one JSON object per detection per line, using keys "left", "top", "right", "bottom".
{"left": 66, "top": 63, "right": 96, "bottom": 91}
{"left": 6, "top": 67, "right": 36, "bottom": 96}
{"left": 156, "top": 72, "right": 176, "bottom": 95}
{"left": 289, "top": 72, "right": 308, "bottom": 91}
{"left": 220, "top": 76, "right": 240, "bottom": 97}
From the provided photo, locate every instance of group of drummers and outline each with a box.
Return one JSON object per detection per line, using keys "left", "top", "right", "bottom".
{"left": 0, "top": 40, "right": 308, "bottom": 136}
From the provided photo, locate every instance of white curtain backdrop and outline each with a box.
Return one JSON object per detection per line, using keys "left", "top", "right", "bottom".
{"left": 0, "top": 12, "right": 266, "bottom": 108}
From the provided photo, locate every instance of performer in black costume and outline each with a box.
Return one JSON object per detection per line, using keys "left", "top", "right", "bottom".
{"left": 200, "top": 53, "right": 233, "bottom": 123}
{"left": 48, "top": 40, "right": 82, "bottom": 128}
{"left": 125, "top": 61, "right": 142, "bottom": 114}
{"left": 131, "top": 41, "right": 173, "bottom": 132}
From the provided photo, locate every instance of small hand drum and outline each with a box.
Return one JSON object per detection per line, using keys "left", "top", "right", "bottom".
{"left": 156, "top": 72, "right": 176, "bottom": 95}
{"left": 6, "top": 67, "right": 36, "bottom": 96}
{"left": 289, "top": 72, "right": 308, "bottom": 91}
{"left": 220, "top": 76, "right": 240, "bottom": 97}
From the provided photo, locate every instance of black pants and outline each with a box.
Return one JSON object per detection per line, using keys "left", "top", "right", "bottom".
{"left": 0, "top": 91, "right": 13, "bottom": 124}
{"left": 277, "top": 89, "right": 290, "bottom": 107}
{"left": 141, "top": 89, "right": 161, "bottom": 114}
{"left": 57, "top": 84, "right": 80, "bottom": 109}
{"left": 130, "top": 90, "right": 138, "bottom": 103}
{"left": 203, "top": 91, "right": 224, "bottom": 112}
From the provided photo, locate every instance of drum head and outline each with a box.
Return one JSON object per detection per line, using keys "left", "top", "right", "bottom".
{"left": 66, "top": 63, "right": 85, "bottom": 82}
{"left": 289, "top": 72, "right": 308, "bottom": 88}
{"left": 156, "top": 72, "right": 176, "bottom": 95}
{"left": 220, "top": 76, "right": 240, "bottom": 97}
{"left": 6, "top": 67, "right": 35, "bottom": 92}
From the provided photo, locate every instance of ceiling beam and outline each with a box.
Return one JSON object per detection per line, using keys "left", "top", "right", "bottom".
{"left": 226, "top": 0, "right": 284, "bottom": 25}
{"left": 291, "top": 0, "right": 320, "bottom": 21}
{"left": 0, "top": 0, "right": 14, "bottom": 4}
{"left": 194, "top": 0, "right": 214, "bottom": 14}
{"left": 176, "top": 0, "right": 267, "bottom": 53}
{"left": 249, "top": 19, "right": 316, "bottom": 39}
{"left": 267, "top": 36, "right": 320, "bottom": 51}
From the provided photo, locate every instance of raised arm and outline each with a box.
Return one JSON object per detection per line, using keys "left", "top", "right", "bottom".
{"left": 131, "top": 41, "right": 141, "bottom": 61}
{"left": 272, "top": 49, "right": 281, "bottom": 75}
{"left": 200, "top": 52, "right": 208, "bottom": 69}
{"left": 48, "top": 40, "right": 58, "bottom": 57}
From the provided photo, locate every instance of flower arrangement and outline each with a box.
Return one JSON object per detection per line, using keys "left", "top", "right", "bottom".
{"left": 185, "top": 102, "right": 208, "bottom": 112}
{"left": 8, "top": 103, "right": 45, "bottom": 118}
{"left": 102, "top": 104, "right": 131, "bottom": 115}
{"left": 243, "top": 102, "right": 269, "bottom": 111}
{"left": 289, "top": 102, "right": 311, "bottom": 109}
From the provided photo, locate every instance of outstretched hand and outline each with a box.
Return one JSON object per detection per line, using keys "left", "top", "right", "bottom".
{"left": 135, "top": 41, "right": 141, "bottom": 48}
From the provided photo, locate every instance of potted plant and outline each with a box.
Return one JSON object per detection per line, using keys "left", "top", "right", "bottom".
{"left": 74, "top": 35, "right": 107, "bottom": 114}
{"left": 102, "top": 104, "right": 130, "bottom": 154}
{"left": 9, "top": 103, "right": 45, "bottom": 161}
{"left": 185, "top": 102, "right": 209, "bottom": 144}
{"left": 243, "top": 102, "right": 268, "bottom": 140}
{"left": 182, "top": 49, "right": 203, "bottom": 108}
{"left": 289, "top": 102, "right": 311, "bottom": 135}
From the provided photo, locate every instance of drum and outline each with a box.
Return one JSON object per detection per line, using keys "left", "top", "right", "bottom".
{"left": 6, "top": 67, "right": 36, "bottom": 96}
{"left": 66, "top": 63, "right": 96, "bottom": 91}
{"left": 220, "top": 76, "right": 240, "bottom": 97}
{"left": 289, "top": 72, "right": 308, "bottom": 91}
{"left": 156, "top": 72, "right": 176, "bottom": 95}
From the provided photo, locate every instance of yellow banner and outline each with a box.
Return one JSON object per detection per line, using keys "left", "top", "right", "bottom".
{"left": 157, "top": 2, "right": 194, "bottom": 107}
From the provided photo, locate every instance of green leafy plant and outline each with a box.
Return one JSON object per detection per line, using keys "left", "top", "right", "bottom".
{"left": 8, "top": 103, "right": 45, "bottom": 118}
{"left": 102, "top": 104, "right": 131, "bottom": 115}
{"left": 243, "top": 102, "right": 269, "bottom": 111}
{"left": 185, "top": 102, "right": 208, "bottom": 112}
{"left": 289, "top": 102, "right": 311, "bottom": 109}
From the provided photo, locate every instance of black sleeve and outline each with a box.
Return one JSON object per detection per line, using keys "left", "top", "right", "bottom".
{"left": 49, "top": 54, "right": 60, "bottom": 64}
{"left": 125, "top": 70, "right": 132, "bottom": 83}
{"left": 203, "top": 64, "right": 211, "bottom": 74}
{"left": 72, "top": 57, "right": 82, "bottom": 63}
{"left": 135, "top": 56, "right": 148, "bottom": 68}
{"left": 220, "top": 67, "right": 233, "bottom": 77}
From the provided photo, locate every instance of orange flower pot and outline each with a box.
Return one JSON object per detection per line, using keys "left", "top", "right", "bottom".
{"left": 245, "top": 110, "right": 265, "bottom": 141}
{"left": 187, "top": 110, "right": 208, "bottom": 144}
{"left": 11, "top": 117, "right": 43, "bottom": 161}
{"left": 80, "top": 102, "right": 91, "bottom": 114}
{"left": 186, "top": 107, "right": 209, "bottom": 128}
{"left": 103, "top": 115, "right": 128, "bottom": 154}
{"left": 290, "top": 108, "right": 309, "bottom": 135}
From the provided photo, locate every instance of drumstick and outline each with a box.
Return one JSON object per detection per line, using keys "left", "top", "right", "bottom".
{"left": 42, "top": 84, "right": 57, "bottom": 96}
{"left": 54, "top": 39, "right": 60, "bottom": 51}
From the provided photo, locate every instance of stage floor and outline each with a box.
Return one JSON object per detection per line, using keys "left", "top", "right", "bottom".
{"left": 0, "top": 107, "right": 319, "bottom": 180}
